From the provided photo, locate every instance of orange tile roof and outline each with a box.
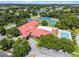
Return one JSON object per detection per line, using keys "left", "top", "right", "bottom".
{"left": 17, "top": 20, "right": 39, "bottom": 34}
{"left": 31, "top": 29, "right": 51, "bottom": 37}
{"left": 17, "top": 20, "right": 58, "bottom": 38}
{"left": 20, "top": 32, "right": 30, "bottom": 38}
{"left": 17, "top": 20, "right": 39, "bottom": 37}
{"left": 17, "top": 20, "right": 39, "bottom": 30}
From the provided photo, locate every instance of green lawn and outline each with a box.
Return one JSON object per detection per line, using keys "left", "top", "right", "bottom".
{"left": 33, "top": 39, "right": 42, "bottom": 49}
{"left": 71, "top": 45, "right": 79, "bottom": 57}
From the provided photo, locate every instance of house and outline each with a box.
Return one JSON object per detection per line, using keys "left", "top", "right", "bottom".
{"left": 17, "top": 21, "right": 52, "bottom": 38}
{"left": 17, "top": 20, "right": 39, "bottom": 38}
{"left": 37, "top": 26, "right": 58, "bottom": 32}
{"left": 37, "top": 26, "right": 58, "bottom": 36}
{"left": 17, "top": 20, "right": 72, "bottom": 40}
{"left": 37, "top": 26, "right": 53, "bottom": 32}
{"left": 30, "top": 28, "right": 51, "bottom": 38}
{"left": 37, "top": 26, "right": 72, "bottom": 40}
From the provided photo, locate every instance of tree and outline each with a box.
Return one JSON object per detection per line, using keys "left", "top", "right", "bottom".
{"left": 41, "top": 20, "right": 48, "bottom": 26}
{"left": 12, "top": 38, "right": 31, "bottom": 57}
{"left": 0, "top": 26, "right": 6, "bottom": 35}
{"left": 16, "top": 18, "right": 28, "bottom": 27}
{"left": 0, "top": 38, "right": 14, "bottom": 50}
{"left": 60, "top": 38, "right": 74, "bottom": 53}
{"left": 31, "top": 12, "right": 37, "bottom": 16}
{"left": 0, "top": 18, "right": 5, "bottom": 26}
{"left": 56, "top": 13, "right": 79, "bottom": 29}
{"left": 40, "top": 12, "right": 49, "bottom": 17}
{"left": 6, "top": 27, "right": 20, "bottom": 37}
{"left": 0, "top": 38, "right": 8, "bottom": 50}
{"left": 38, "top": 34, "right": 75, "bottom": 53}
{"left": 48, "top": 11, "right": 60, "bottom": 18}
{"left": 19, "top": 12, "right": 30, "bottom": 18}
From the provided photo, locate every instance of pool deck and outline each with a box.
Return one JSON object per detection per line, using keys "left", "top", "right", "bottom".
{"left": 58, "top": 29, "right": 72, "bottom": 40}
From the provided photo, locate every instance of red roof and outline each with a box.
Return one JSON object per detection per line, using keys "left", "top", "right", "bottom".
{"left": 20, "top": 32, "right": 30, "bottom": 38}
{"left": 17, "top": 20, "right": 39, "bottom": 29}
{"left": 17, "top": 20, "right": 39, "bottom": 37}
{"left": 17, "top": 20, "right": 52, "bottom": 38}
{"left": 17, "top": 20, "right": 39, "bottom": 34}
{"left": 31, "top": 28, "right": 51, "bottom": 37}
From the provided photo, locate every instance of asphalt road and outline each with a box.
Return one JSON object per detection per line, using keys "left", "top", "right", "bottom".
{"left": 27, "top": 38, "right": 71, "bottom": 57}
{"left": 0, "top": 51, "right": 11, "bottom": 57}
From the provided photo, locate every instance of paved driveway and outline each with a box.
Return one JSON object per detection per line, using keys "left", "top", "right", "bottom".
{"left": 0, "top": 51, "right": 11, "bottom": 57}
{"left": 27, "top": 38, "right": 71, "bottom": 57}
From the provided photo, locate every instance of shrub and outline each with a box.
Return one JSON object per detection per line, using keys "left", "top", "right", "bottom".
{"left": 41, "top": 20, "right": 48, "bottom": 26}
{"left": 0, "top": 26, "right": 6, "bottom": 35}
{"left": 6, "top": 27, "right": 20, "bottom": 37}
{"left": 39, "top": 12, "right": 48, "bottom": 17}
{"left": 31, "top": 12, "right": 37, "bottom": 16}
{"left": 0, "top": 38, "right": 14, "bottom": 50}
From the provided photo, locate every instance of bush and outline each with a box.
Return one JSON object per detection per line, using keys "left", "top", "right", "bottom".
{"left": 12, "top": 38, "right": 31, "bottom": 57}
{"left": 16, "top": 18, "right": 28, "bottom": 27}
{"left": 38, "top": 34, "right": 75, "bottom": 53}
{"left": 6, "top": 27, "right": 20, "bottom": 37}
{"left": 40, "top": 12, "right": 49, "bottom": 17}
{"left": 0, "top": 38, "right": 14, "bottom": 50}
{"left": 31, "top": 12, "right": 37, "bottom": 16}
{"left": 41, "top": 20, "right": 48, "bottom": 26}
{"left": 60, "top": 38, "right": 75, "bottom": 53}
{"left": 0, "top": 26, "right": 6, "bottom": 35}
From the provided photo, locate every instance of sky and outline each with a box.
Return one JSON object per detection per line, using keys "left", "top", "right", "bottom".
{"left": 0, "top": 0, "right": 79, "bottom": 4}
{"left": 0, "top": 0, "right": 79, "bottom": 1}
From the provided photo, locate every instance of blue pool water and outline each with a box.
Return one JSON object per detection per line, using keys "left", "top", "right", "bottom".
{"left": 49, "top": 21, "right": 57, "bottom": 25}
{"left": 38, "top": 17, "right": 51, "bottom": 21}
{"left": 38, "top": 17, "right": 58, "bottom": 25}
{"left": 60, "top": 32, "right": 69, "bottom": 39}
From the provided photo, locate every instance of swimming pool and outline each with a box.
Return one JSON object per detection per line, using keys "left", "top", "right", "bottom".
{"left": 49, "top": 21, "right": 57, "bottom": 25}
{"left": 60, "top": 32, "right": 69, "bottom": 39}
{"left": 38, "top": 17, "right": 51, "bottom": 21}
{"left": 58, "top": 30, "right": 72, "bottom": 40}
